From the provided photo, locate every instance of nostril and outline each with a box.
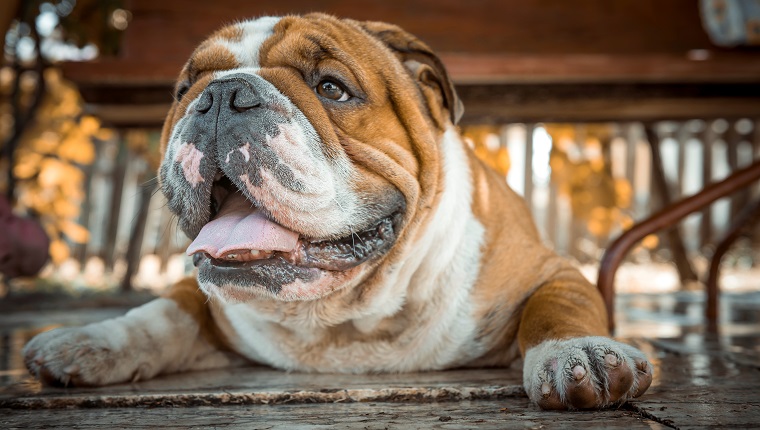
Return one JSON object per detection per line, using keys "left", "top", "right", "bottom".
{"left": 197, "top": 77, "right": 262, "bottom": 114}
{"left": 231, "top": 87, "right": 261, "bottom": 112}
{"left": 195, "top": 91, "right": 213, "bottom": 113}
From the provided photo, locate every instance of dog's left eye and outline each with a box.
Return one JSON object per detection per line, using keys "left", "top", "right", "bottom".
{"left": 315, "top": 80, "right": 350, "bottom": 102}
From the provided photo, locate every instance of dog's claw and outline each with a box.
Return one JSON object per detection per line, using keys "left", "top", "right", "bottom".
{"left": 63, "top": 364, "right": 80, "bottom": 375}
{"left": 572, "top": 365, "right": 586, "bottom": 380}
{"left": 632, "top": 358, "right": 653, "bottom": 397}
{"left": 541, "top": 382, "right": 552, "bottom": 397}
{"left": 605, "top": 353, "right": 618, "bottom": 367}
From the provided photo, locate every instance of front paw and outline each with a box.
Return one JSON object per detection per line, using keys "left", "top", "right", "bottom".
{"left": 23, "top": 325, "right": 146, "bottom": 387}
{"left": 523, "top": 336, "right": 653, "bottom": 410}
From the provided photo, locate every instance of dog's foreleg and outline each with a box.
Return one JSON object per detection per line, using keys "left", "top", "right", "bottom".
{"left": 24, "top": 278, "right": 240, "bottom": 386}
{"left": 517, "top": 272, "right": 653, "bottom": 409}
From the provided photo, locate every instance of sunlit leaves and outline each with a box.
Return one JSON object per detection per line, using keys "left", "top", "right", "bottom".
{"left": 59, "top": 219, "right": 90, "bottom": 244}
{"left": 464, "top": 123, "right": 639, "bottom": 247}
{"left": 13, "top": 152, "right": 43, "bottom": 179}
{"left": 545, "top": 124, "right": 635, "bottom": 242}
{"left": 52, "top": 196, "right": 79, "bottom": 218}
{"left": 58, "top": 128, "right": 96, "bottom": 163}
{"left": 463, "top": 125, "right": 510, "bottom": 175}
{"left": 1, "top": 67, "right": 111, "bottom": 265}
{"left": 49, "top": 239, "right": 70, "bottom": 264}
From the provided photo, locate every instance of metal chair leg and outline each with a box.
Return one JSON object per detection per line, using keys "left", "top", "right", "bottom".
{"left": 705, "top": 197, "right": 760, "bottom": 332}
{"left": 598, "top": 160, "right": 760, "bottom": 333}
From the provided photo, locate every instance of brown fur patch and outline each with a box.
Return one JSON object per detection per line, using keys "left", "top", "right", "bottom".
{"left": 517, "top": 279, "right": 609, "bottom": 353}
{"left": 188, "top": 45, "right": 238, "bottom": 82}
{"left": 465, "top": 149, "right": 609, "bottom": 359}
{"left": 210, "top": 24, "right": 243, "bottom": 42}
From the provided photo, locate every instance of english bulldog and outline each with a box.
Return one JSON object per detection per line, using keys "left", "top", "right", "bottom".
{"left": 24, "top": 14, "right": 653, "bottom": 410}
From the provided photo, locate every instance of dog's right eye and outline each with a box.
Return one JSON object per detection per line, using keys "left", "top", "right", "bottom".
{"left": 315, "top": 80, "right": 350, "bottom": 102}
{"left": 175, "top": 81, "right": 191, "bottom": 102}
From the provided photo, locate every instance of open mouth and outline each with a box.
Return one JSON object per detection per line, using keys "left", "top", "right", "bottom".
{"left": 188, "top": 175, "right": 403, "bottom": 273}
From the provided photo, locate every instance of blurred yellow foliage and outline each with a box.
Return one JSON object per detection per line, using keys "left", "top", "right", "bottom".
{"left": 53, "top": 197, "right": 80, "bottom": 218}
{"left": 13, "top": 152, "right": 43, "bottom": 179}
{"left": 463, "top": 123, "right": 638, "bottom": 243}
{"left": 546, "top": 124, "right": 634, "bottom": 240}
{"left": 642, "top": 234, "right": 660, "bottom": 250}
{"left": 49, "top": 239, "right": 70, "bottom": 265}
{"left": 59, "top": 132, "right": 96, "bottom": 164}
{"left": 59, "top": 219, "right": 90, "bottom": 244}
{"left": 462, "top": 125, "right": 510, "bottom": 176}
{"left": 79, "top": 116, "right": 100, "bottom": 135}
{"left": 2, "top": 67, "right": 113, "bottom": 265}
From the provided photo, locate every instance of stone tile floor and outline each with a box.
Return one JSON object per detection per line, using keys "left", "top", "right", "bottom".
{"left": 0, "top": 290, "right": 759, "bottom": 429}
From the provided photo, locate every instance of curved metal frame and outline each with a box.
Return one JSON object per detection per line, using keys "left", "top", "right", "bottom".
{"left": 597, "top": 160, "right": 760, "bottom": 332}
{"left": 705, "top": 196, "right": 760, "bottom": 331}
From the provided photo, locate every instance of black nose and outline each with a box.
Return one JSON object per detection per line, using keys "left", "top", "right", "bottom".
{"left": 195, "top": 76, "right": 262, "bottom": 114}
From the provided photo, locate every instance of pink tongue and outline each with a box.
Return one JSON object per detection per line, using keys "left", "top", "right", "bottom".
{"left": 187, "top": 192, "right": 299, "bottom": 258}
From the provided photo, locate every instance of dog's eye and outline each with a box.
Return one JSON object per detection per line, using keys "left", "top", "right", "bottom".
{"left": 315, "top": 80, "right": 350, "bottom": 102}
{"left": 175, "top": 81, "right": 191, "bottom": 102}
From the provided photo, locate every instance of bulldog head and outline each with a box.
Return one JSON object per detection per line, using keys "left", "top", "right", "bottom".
{"left": 159, "top": 14, "right": 463, "bottom": 303}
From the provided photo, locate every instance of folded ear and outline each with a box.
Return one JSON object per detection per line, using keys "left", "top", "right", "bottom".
{"left": 356, "top": 20, "right": 464, "bottom": 126}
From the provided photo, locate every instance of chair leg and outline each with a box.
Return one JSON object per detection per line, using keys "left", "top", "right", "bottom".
{"left": 706, "top": 197, "right": 760, "bottom": 332}
{"left": 598, "top": 160, "right": 760, "bottom": 333}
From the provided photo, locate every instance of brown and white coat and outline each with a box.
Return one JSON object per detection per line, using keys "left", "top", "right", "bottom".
{"left": 24, "top": 14, "right": 652, "bottom": 410}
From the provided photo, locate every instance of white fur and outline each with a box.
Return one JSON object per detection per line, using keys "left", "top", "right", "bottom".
{"left": 214, "top": 127, "right": 487, "bottom": 372}
{"left": 220, "top": 17, "right": 281, "bottom": 68}
{"left": 23, "top": 299, "right": 238, "bottom": 385}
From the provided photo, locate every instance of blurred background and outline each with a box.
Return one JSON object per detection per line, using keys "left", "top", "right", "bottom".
{"left": 1, "top": 0, "right": 759, "bottom": 313}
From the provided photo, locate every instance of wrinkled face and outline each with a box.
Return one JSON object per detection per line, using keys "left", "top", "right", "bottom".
{"left": 159, "top": 15, "right": 456, "bottom": 302}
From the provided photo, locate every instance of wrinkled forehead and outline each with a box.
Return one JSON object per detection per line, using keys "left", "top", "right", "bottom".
{"left": 182, "top": 15, "right": 385, "bottom": 81}
{"left": 182, "top": 17, "right": 280, "bottom": 80}
{"left": 218, "top": 17, "right": 281, "bottom": 68}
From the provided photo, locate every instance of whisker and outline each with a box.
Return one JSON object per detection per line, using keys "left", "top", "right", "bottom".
{"left": 351, "top": 228, "right": 362, "bottom": 258}
{"left": 333, "top": 196, "right": 347, "bottom": 212}
{"left": 141, "top": 176, "right": 159, "bottom": 189}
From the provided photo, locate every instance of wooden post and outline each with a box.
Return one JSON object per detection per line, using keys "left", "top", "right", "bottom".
{"left": 120, "top": 180, "right": 156, "bottom": 292}
{"left": 644, "top": 124, "right": 698, "bottom": 284}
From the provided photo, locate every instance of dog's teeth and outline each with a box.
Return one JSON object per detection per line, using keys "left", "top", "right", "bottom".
{"left": 250, "top": 250, "right": 274, "bottom": 258}
{"left": 226, "top": 253, "right": 238, "bottom": 260}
